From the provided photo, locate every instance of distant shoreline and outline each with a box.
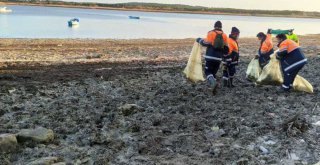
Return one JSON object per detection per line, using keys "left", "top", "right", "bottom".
{"left": 1, "top": 34, "right": 319, "bottom": 40}
{"left": 2, "top": 2, "right": 320, "bottom": 19}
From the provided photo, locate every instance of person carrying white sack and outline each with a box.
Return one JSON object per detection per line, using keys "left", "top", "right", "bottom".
{"left": 275, "top": 34, "right": 307, "bottom": 92}
{"left": 196, "top": 21, "right": 229, "bottom": 91}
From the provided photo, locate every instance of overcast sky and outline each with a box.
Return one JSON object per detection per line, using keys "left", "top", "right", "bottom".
{"left": 64, "top": 0, "right": 320, "bottom": 12}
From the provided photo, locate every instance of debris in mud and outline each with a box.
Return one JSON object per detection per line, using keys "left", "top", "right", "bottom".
{"left": 118, "top": 104, "right": 143, "bottom": 116}
{"left": 128, "top": 123, "right": 141, "bottom": 133}
{"left": 289, "top": 153, "right": 300, "bottom": 161}
{"left": 282, "top": 114, "right": 310, "bottom": 136}
{"left": 281, "top": 150, "right": 308, "bottom": 165}
{"left": 17, "top": 127, "right": 54, "bottom": 143}
{"left": 26, "top": 157, "right": 59, "bottom": 165}
{"left": 236, "top": 158, "right": 249, "bottom": 165}
{"left": 8, "top": 88, "right": 16, "bottom": 94}
{"left": 259, "top": 146, "right": 269, "bottom": 154}
{"left": 313, "top": 121, "right": 320, "bottom": 126}
{"left": 0, "top": 75, "right": 17, "bottom": 80}
{"left": 263, "top": 140, "right": 276, "bottom": 145}
{"left": 0, "top": 134, "right": 18, "bottom": 153}
{"left": 206, "top": 126, "right": 226, "bottom": 139}
{"left": 52, "top": 163, "right": 66, "bottom": 165}
{"left": 211, "top": 126, "right": 220, "bottom": 131}
{"left": 86, "top": 53, "right": 102, "bottom": 59}
{"left": 0, "top": 38, "right": 320, "bottom": 164}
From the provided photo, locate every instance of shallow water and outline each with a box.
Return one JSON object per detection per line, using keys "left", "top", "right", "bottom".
{"left": 0, "top": 5, "right": 320, "bottom": 39}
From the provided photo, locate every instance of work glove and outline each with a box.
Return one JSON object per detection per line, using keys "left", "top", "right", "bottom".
{"left": 267, "top": 28, "right": 272, "bottom": 34}
{"left": 276, "top": 54, "right": 282, "bottom": 60}
{"left": 196, "top": 38, "right": 202, "bottom": 43}
{"left": 222, "top": 65, "right": 228, "bottom": 71}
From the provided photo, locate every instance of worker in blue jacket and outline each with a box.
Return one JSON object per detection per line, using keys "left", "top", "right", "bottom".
{"left": 196, "top": 21, "right": 229, "bottom": 91}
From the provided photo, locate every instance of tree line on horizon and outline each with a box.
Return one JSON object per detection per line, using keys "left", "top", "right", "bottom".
{"left": 2, "top": 0, "right": 320, "bottom": 18}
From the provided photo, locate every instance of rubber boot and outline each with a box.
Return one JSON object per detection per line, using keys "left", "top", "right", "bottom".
{"left": 208, "top": 77, "right": 217, "bottom": 90}
{"left": 223, "top": 79, "right": 229, "bottom": 87}
{"left": 230, "top": 78, "right": 235, "bottom": 88}
{"left": 277, "top": 86, "right": 291, "bottom": 93}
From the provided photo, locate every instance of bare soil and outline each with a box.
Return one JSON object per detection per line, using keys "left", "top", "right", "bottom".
{"left": 0, "top": 36, "right": 320, "bottom": 164}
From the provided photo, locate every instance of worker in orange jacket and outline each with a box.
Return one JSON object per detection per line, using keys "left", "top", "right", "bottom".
{"left": 196, "top": 21, "right": 229, "bottom": 90}
{"left": 276, "top": 34, "right": 307, "bottom": 92}
{"left": 222, "top": 27, "right": 240, "bottom": 87}
{"left": 256, "top": 30, "right": 274, "bottom": 68}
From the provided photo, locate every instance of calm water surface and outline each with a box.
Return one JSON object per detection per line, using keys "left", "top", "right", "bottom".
{"left": 0, "top": 5, "right": 320, "bottom": 39}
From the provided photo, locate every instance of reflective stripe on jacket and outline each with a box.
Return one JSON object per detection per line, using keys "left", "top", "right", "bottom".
{"left": 199, "top": 29, "right": 229, "bottom": 61}
{"left": 277, "top": 39, "right": 306, "bottom": 72}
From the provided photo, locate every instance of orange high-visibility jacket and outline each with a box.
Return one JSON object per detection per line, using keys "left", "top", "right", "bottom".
{"left": 278, "top": 39, "right": 299, "bottom": 54}
{"left": 259, "top": 34, "right": 273, "bottom": 54}
{"left": 225, "top": 37, "right": 240, "bottom": 65}
{"left": 228, "top": 38, "right": 239, "bottom": 55}
{"left": 199, "top": 30, "right": 229, "bottom": 61}
{"left": 277, "top": 39, "right": 307, "bottom": 73}
{"left": 203, "top": 30, "right": 228, "bottom": 46}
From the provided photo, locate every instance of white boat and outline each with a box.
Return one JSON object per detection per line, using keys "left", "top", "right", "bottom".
{"left": 129, "top": 16, "right": 140, "bottom": 19}
{"left": 68, "top": 18, "right": 80, "bottom": 27}
{"left": 0, "top": 7, "right": 12, "bottom": 13}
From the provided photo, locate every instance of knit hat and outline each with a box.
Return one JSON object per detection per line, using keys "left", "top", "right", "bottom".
{"left": 214, "top": 21, "right": 222, "bottom": 29}
{"left": 231, "top": 27, "right": 240, "bottom": 34}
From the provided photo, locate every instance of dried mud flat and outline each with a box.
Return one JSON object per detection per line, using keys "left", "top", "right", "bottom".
{"left": 0, "top": 36, "right": 320, "bottom": 165}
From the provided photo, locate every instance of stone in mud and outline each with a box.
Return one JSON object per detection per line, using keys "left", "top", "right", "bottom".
{"left": 52, "top": 163, "right": 66, "bottom": 165}
{"left": 0, "top": 134, "right": 18, "bottom": 153}
{"left": 206, "top": 128, "right": 226, "bottom": 139}
{"left": 86, "top": 53, "right": 101, "bottom": 59}
{"left": 259, "top": 146, "right": 269, "bottom": 154}
{"left": 27, "top": 157, "right": 59, "bottom": 165}
{"left": 208, "top": 147, "right": 221, "bottom": 156}
{"left": 264, "top": 140, "right": 276, "bottom": 145}
{"left": 17, "top": 127, "right": 54, "bottom": 143}
{"left": 8, "top": 88, "right": 16, "bottom": 94}
{"left": 313, "top": 121, "right": 320, "bottom": 126}
{"left": 314, "top": 161, "right": 320, "bottom": 165}
{"left": 0, "top": 109, "right": 6, "bottom": 117}
{"left": 129, "top": 124, "right": 140, "bottom": 133}
{"left": 237, "top": 158, "right": 249, "bottom": 165}
{"left": 289, "top": 153, "right": 300, "bottom": 161}
{"left": 118, "top": 104, "right": 142, "bottom": 116}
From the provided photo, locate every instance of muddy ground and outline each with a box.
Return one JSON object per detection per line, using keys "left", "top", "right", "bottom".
{"left": 0, "top": 36, "right": 320, "bottom": 164}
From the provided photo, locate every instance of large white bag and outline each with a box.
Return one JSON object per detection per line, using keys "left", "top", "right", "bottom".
{"left": 183, "top": 42, "right": 205, "bottom": 82}
{"left": 257, "top": 54, "right": 283, "bottom": 85}
{"left": 293, "top": 75, "right": 313, "bottom": 93}
{"left": 257, "top": 53, "right": 313, "bottom": 93}
{"left": 246, "top": 58, "right": 261, "bottom": 82}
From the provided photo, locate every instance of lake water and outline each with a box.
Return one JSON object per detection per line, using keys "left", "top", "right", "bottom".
{"left": 1, "top": 5, "right": 320, "bottom": 39}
